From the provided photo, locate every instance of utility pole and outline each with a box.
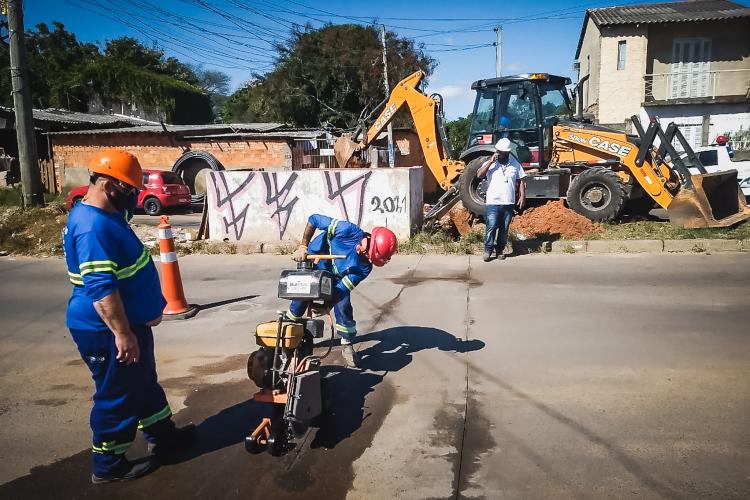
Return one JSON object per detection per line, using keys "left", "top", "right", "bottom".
{"left": 381, "top": 24, "right": 395, "bottom": 168}
{"left": 493, "top": 26, "right": 502, "bottom": 78}
{"left": 7, "top": 0, "right": 43, "bottom": 207}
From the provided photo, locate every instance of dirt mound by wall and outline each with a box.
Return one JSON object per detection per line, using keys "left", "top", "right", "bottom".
{"left": 511, "top": 200, "right": 602, "bottom": 239}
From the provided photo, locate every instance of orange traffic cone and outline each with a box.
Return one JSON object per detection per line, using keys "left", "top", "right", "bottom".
{"left": 158, "top": 216, "right": 198, "bottom": 320}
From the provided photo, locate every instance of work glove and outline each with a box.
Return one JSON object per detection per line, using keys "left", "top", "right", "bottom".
{"left": 292, "top": 244, "right": 308, "bottom": 262}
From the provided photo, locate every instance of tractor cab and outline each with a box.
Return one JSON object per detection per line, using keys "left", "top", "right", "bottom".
{"left": 464, "top": 73, "right": 573, "bottom": 169}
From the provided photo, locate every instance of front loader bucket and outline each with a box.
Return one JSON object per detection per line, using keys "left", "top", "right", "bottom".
{"left": 666, "top": 170, "right": 750, "bottom": 228}
{"left": 333, "top": 135, "right": 359, "bottom": 168}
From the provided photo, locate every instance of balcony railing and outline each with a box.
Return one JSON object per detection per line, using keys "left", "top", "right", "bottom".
{"left": 644, "top": 69, "right": 750, "bottom": 102}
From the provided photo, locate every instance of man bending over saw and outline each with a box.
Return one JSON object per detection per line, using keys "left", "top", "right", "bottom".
{"left": 289, "top": 214, "right": 398, "bottom": 368}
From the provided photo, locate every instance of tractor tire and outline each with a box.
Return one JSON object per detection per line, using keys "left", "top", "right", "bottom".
{"left": 458, "top": 155, "right": 492, "bottom": 216}
{"left": 143, "top": 197, "right": 162, "bottom": 216}
{"left": 566, "top": 167, "right": 627, "bottom": 222}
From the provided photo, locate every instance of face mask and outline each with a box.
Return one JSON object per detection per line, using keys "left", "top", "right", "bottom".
{"left": 106, "top": 182, "right": 136, "bottom": 211}
{"left": 497, "top": 152, "right": 510, "bottom": 163}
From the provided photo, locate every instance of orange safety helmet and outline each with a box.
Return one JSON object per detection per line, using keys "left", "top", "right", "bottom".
{"left": 89, "top": 148, "right": 144, "bottom": 189}
{"left": 368, "top": 227, "right": 398, "bottom": 267}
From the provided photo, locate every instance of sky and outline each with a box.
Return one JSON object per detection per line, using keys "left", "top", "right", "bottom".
{"left": 22, "top": 0, "right": 749, "bottom": 120}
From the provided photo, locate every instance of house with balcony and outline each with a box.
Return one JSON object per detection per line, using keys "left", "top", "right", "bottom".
{"left": 575, "top": 0, "right": 750, "bottom": 149}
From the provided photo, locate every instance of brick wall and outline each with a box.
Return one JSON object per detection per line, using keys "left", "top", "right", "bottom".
{"left": 51, "top": 132, "right": 293, "bottom": 188}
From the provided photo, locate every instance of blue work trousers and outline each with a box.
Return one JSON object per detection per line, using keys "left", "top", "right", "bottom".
{"left": 485, "top": 204, "right": 515, "bottom": 256}
{"left": 287, "top": 285, "right": 357, "bottom": 341}
{"left": 70, "top": 325, "right": 175, "bottom": 476}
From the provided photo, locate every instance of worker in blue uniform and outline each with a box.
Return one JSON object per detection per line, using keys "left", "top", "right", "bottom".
{"left": 289, "top": 214, "right": 398, "bottom": 367}
{"left": 63, "top": 149, "right": 195, "bottom": 484}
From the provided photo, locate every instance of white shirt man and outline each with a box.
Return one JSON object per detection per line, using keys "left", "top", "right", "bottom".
{"left": 477, "top": 138, "right": 526, "bottom": 261}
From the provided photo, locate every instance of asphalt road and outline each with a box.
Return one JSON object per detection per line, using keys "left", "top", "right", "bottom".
{"left": 0, "top": 253, "right": 749, "bottom": 499}
{"left": 131, "top": 212, "right": 202, "bottom": 229}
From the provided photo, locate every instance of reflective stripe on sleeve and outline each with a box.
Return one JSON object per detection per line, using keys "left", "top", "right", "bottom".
{"left": 79, "top": 260, "right": 117, "bottom": 276}
{"left": 137, "top": 404, "right": 172, "bottom": 429}
{"left": 327, "top": 219, "right": 340, "bottom": 275}
{"left": 342, "top": 276, "right": 355, "bottom": 291}
{"left": 68, "top": 272, "right": 83, "bottom": 285}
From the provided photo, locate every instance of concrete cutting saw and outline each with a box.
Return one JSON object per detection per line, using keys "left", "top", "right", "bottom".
{"left": 244, "top": 255, "right": 340, "bottom": 455}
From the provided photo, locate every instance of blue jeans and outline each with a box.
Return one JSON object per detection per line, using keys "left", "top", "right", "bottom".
{"left": 485, "top": 204, "right": 514, "bottom": 255}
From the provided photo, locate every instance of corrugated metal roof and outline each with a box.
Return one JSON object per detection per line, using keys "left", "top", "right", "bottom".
{"left": 590, "top": 0, "right": 750, "bottom": 26}
{"left": 47, "top": 122, "right": 289, "bottom": 136}
{"left": 0, "top": 106, "right": 159, "bottom": 126}
{"left": 575, "top": 1, "right": 750, "bottom": 60}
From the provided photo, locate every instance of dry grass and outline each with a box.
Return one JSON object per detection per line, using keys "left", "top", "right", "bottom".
{"left": 587, "top": 220, "right": 750, "bottom": 241}
{"left": 0, "top": 204, "right": 68, "bottom": 256}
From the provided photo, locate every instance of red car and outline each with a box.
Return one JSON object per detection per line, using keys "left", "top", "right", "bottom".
{"left": 65, "top": 170, "right": 192, "bottom": 215}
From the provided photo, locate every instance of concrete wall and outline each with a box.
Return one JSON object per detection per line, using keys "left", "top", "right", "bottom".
{"left": 640, "top": 102, "right": 750, "bottom": 149}
{"left": 206, "top": 167, "right": 424, "bottom": 243}
{"left": 647, "top": 19, "right": 750, "bottom": 99}
{"left": 598, "top": 24, "right": 649, "bottom": 125}
{"left": 51, "top": 133, "right": 292, "bottom": 188}
{"left": 577, "top": 17, "right": 602, "bottom": 112}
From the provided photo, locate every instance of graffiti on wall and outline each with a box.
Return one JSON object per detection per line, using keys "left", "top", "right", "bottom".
{"left": 210, "top": 171, "right": 255, "bottom": 240}
{"left": 209, "top": 169, "right": 411, "bottom": 241}
{"left": 323, "top": 170, "right": 372, "bottom": 226}
{"left": 263, "top": 172, "right": 299, "bottom": 239}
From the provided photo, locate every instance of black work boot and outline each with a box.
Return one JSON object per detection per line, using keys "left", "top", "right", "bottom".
{"left": 91, "top": 458, "right": 157, "bottom": 484}
{"left": 147, "top": 423, "right": 197, "bottom": 456}
{"left": 482, "top": 251, "right": 492, "bottom": 262}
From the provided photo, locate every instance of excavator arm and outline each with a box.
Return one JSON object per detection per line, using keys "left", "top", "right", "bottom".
{"left": 333, "top": 70, "right": 464, "bottom": 191}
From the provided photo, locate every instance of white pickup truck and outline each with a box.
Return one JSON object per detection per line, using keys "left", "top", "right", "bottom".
{"left": 689, "top": 145, "right": 750, "bottom": 198}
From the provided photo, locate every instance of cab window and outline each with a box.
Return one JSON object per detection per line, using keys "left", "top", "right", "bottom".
{"left": 470, "top": 90, "right": 495, "bottom": 135}
{"left": 496, "top": 84, "right": 537, "bottom": 130}
{"left": 538, "top": 82, "right": 572, "bottom": 123}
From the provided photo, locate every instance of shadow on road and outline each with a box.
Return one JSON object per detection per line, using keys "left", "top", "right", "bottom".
{"left": 310, "top": 326, "right": 484, "bottom": 450}
{"left": 0, "top": 326, "right": 483, "bottom": 499}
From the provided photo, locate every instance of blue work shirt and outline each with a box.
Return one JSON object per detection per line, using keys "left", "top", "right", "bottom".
{"left": 307, "top": 214, "right": 372, "bottom": 296}
{"left": 64, "top": 203, "right": 166, "bottom": 331}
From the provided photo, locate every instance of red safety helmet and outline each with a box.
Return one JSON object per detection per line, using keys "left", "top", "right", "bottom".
{"left": 368, "top": 227, "right": 397, "bottom": 267}
{"left": 715, "top": 135, "right": 728, "bottom": 146}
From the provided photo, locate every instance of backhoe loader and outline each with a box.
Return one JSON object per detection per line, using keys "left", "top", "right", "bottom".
{"left": 334, "top": 70, "right": 750, "bottom": 228}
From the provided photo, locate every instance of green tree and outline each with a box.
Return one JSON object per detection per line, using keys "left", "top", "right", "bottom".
{"left": 223, "top": 24, "right": 436, "bottom": 127}
{"left": 103, "top": 37, "right": 200, "bottom": 86}
{"left": 444, "top": 114, "right": 472, "bottom": 158}
{"left": 0, "top": 22, "right": 99, "bottom": 110}
{"left": 0, "top": 23, "right": 211, "bottom": 123}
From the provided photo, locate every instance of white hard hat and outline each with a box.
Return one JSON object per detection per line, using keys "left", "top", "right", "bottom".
{"left": 494, "top": 138, "right": 512, "bottom": 152}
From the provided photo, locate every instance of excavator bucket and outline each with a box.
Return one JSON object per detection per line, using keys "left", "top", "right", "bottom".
{"left": 333, "top": 135, "right": 360, "bottom": 168}
{"left": 666, "top": 170, "right": 750, "bottom": 228}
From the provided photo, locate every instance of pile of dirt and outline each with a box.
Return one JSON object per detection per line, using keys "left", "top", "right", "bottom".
{"left": 437, "top": 201, "right": 474, "bottom": 237}
{"left": 510, "top": 200, "right": 603, "bottom": 239}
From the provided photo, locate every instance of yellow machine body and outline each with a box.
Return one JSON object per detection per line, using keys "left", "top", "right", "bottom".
{"left": 255, "top": 321, "right": 304, "bottom": 349}
{"left": 552, "top": 124, "right": 750, "bottom": 228}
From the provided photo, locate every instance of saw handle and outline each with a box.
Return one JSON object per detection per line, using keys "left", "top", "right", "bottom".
{"left": 306, "top": 254, "right": 345, "bottom": 262}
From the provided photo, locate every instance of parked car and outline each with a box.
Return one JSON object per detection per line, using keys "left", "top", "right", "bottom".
{"left": 65, "top": 169, "right": 192, "bottom": 215}
{"left": 686, "top": 144, "right": 750, "bottom": 198}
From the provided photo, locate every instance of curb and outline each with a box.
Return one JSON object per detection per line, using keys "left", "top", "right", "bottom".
{"left": 196, "top": 238, "right": 748, "bottom": 256}
{"left": 549, "top": 239, "right": 748, "bottom": 254}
